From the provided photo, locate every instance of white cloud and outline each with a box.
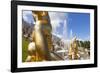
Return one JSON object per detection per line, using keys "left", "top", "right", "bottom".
{"left": 49, "top": 12, "right": 67, "bottom": 29}
{"left": 22, "top": 11, "right": 33, "bottom": 24}
{"left": 82, "top": 35, "right": 90, "bottom": 41}
{"left": 49, "top": 12, "right": 68, "bottom": 38}
{"left": 52, "top": 33, "right": 62, "bottom": 38}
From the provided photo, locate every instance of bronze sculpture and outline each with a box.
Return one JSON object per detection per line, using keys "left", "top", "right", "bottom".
{"left": 26, "top": 11, "right": 53, "bottom": 61}
{"left": 68, "top": 37, "right": 79, "bottom": 60}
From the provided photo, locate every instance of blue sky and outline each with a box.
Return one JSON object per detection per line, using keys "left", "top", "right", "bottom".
{"left": 22, "top": 11, "right": 34, "bottom": 24}
{"left": 23, "top": 11, "right": 90, "bottom": 41}
{"left": 67, "top": 13, "right": 90, "bottom": 40}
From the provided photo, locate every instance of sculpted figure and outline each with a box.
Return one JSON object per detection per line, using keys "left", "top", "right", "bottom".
{"left": 32, "top": 11, "right": 52, "bottom": 61}
{"left": 68, "top": 37, "right": 79, "bottom": 60}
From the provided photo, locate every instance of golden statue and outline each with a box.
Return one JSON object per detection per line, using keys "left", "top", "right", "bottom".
{"left": 33, "top": 11, "right": 53, "bottom": 61}
{"left": 26, "top": 11, "right": 53, "bottom": 62}
{"left": 68, "top": 37, "right": 79, "bottom": 60}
